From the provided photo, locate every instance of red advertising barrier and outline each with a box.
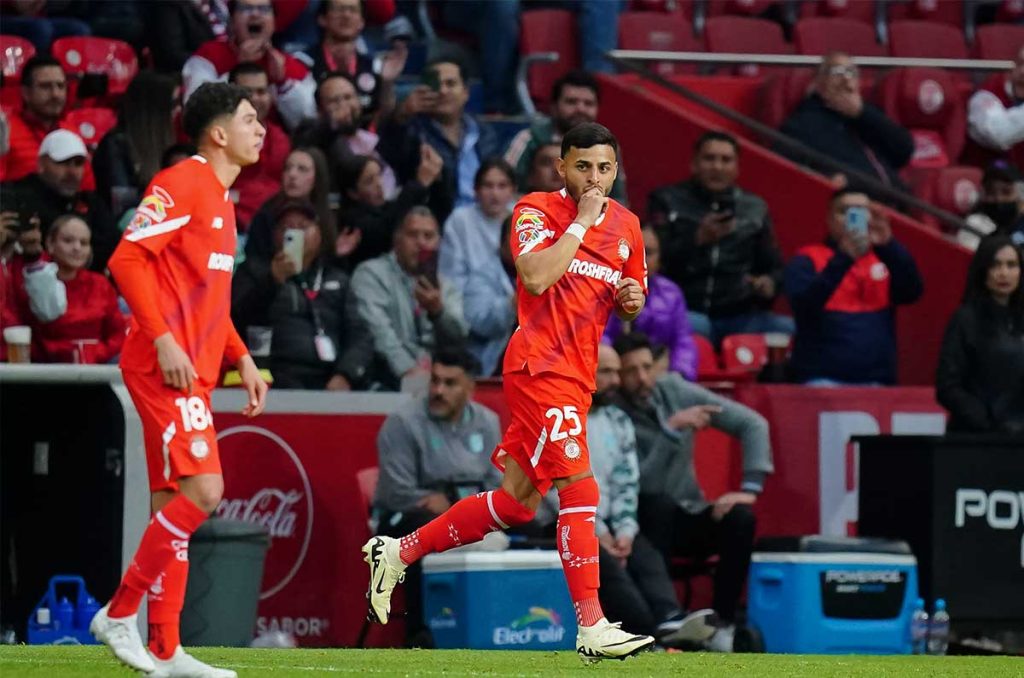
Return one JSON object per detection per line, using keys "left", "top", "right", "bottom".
{"left": 210, "top": 384, "right": 946, "bottom": 647}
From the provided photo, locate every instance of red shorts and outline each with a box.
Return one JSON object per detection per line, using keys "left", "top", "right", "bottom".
{"left": 123, "top": 370, "right": 221, "bottom": 492}
{"left": 490, "top": 370, "right": 593, "bottom": 493}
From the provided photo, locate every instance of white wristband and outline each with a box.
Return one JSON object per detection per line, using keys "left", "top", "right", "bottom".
{"left": 566, "top": 222, "right": 587, "bottom": 242}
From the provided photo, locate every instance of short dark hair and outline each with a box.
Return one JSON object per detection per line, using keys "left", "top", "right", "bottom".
{"left": 317, "top": 0, "right": 364, "bottom": 17}
{"left": 21, "top": 54, "right": 64, "bottom": 87}
{"left": 474, "top": 157, "right": 516, "bottom": 190}
{"left": 228, "top": 0, "right": 274, "bottom": 16}
{"left": 315, "top": 70, "right": 358, "bottom": 105}
{"left": 693, "top": 131, "right": 739, "bottom": 156}
{"left": 981, "top": 160, "right": 1022, "bottom": 192}
{"left": 229, "top": 62, "right": 268, "bottom": 83}
{"left": 551, "top": 70, "right": 600, "bottom": 104}
{"left": 830, "top": 187, "right": 868, "bottom": 205}
{"left": 560, "top": 122, "right": 618, "bottom": 159}
{"left": 433, "top": 345, "right": 481, "bottom": 377}
{"left": 425, "top": 57, "right": 466, "bottom": 85}
{"left": 182, "top": 82, "right": 253, "bottom": 143}
{"left": 612, "top": 331, "right": 653, "bottom": 358}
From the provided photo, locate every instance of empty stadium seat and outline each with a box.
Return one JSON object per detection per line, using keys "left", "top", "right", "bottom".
{"left": 887, "top": 20, "right": 970, "bottom": 61}
{"left": 905, "top": 165, "right": 982, "bottom": 232}
{"left": 618, "top": 11, "right": 703, "bottom": 76}
{"left": 721, "top": 333, "right": 769, "bottom": 372}
{"left": 793, "top": 17, "right": 885, "bottom": 57}
{"left": 878, "top": 67, "right": 966, "bottom": 168}
{"left": 51, "top": 36, "right": 138, "bottom": 105}
{"left": 63, "top": 107, "right": 117, "bottom": 151}
{"left": 972, "top": 24, "right": 1024, "bottom": 60}
{"left": 695, "top": 333, "right": 721, "bottom": 375}
{"left": 799, "top": 0, "right": 877, "bottom": 23}
{"left": 758, "top": 67, "right": 815, "bottom": 128}
{"left": 518, "top": 9, "right": 578, "bottom": 112}
{"left": 887, "top": 0, "right": 965, "bottom": 28}
{"left": 704, "top": 16, "right": 793, "bottom": 76}
{"left": 0, "top": 34, "right": 34, "bottom": 111}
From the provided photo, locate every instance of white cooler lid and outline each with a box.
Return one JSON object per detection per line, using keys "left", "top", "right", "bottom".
{"left": 423, "top": 550, "right": 563, "bottom": 573}
{"left": 752, "top": 552, "right": 917, "bottom": 566}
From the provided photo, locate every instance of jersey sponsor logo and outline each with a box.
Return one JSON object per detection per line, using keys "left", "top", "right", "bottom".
{"left": 515, "top": 207, "right": 545, "bottom": 232}
{"left": 212, "top": 216, "right": 224, "bottom": 230}
{"left": 617, "top": 238, "right": 630, "bottom": 262}
{"left": 208, "top": 252, "right": 235, "bottom": 272}
{"left": 125, "top": 212, "right": 152, "bottom": 235}
{"left": 135, "top": 185, "right": 175, "bottom": 223}
{"left": 566, "top": 258, "right": 622, "bottom": 286}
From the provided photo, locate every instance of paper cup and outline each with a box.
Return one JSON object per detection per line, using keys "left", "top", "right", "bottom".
{"left": 3, "top": 325, "right": 32, "bottom": 363}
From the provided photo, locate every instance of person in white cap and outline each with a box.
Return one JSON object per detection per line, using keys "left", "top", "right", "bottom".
{"left": 0, "top": 129, "right": 117, "bottom": 271}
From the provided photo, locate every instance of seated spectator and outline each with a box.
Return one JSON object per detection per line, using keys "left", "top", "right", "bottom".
{"left": 440, "top": 159, "right": 516, "bottom": 375}
{"left": 966, "top": 46, "right": 1024, "bottom": 171}
{"left": 378, "top": 57, "right": 499, "bottom": 223}
{"left": 93, "top": 72, "right": 180, "bottom": 219}
{"left": 149, "top": 0, "right": 227, "bottom": 74}
{"left": 613, "top": 332, "right": 773, "bottom": 653}
{"left": 0, "top": 0, "right": 90, "bottom": 52}
{"left": 780, "top": 52, "right": 914, "bottom": 195}
{"left": 784, "top": 189, "right": 924, "bottom": 386}
{"left": 525, "top": 142, "right": 563, "bottom": 193}
{"left": 348, "top": 206, "right": 467, "bottom": 391}
{"left": 182, "top": 0, "right": 316, "bottom": 130}
{"left": 245, "top": 146, "right": 334, "bottom": 265}
{"left": 505, "top": 71, "right": 627, "bottom": 202}
{"left": 461, "top": 215, "right": 517, "bottom": 377}
{"left": 605, "top": 226, "right": 697, "bottom": 382}
{"left": 1, "top": 130, "right": 117, "bottom": 272}
{"left": 293, "top": 72, "right": 398, "bottom": 198}
{"left": 587, "top": 344, "right": 717, "bottom": 646}
{"left": 936, "top": 234, "right": 1024, "bottom": 434}
{"left": 373, "top": 346, "right": 502, "bottom": 646}
{"left": 10, "top": 214, "right": 125, "bottom": 363}
{"left": 229, "top": 63, "right": 291, "bottom": 230}
{"left": 648, "top": 132, "right": 792, "bottom": 343}
{"left": 336, "top": 151, "right": 441, "bottom": 267}
{"left": 961, "top": 162, "right": 1024, "bottom": 250}
{"left": 232, "top": 200, "right": 371, "bottom": 389}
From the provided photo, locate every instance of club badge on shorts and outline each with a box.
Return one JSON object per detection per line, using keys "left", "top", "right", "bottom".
{"left": 190, "top": 436, "right": 210, "bottom": 460}
{"left": 563, "top": 437, "right": 581, "bottom": 460}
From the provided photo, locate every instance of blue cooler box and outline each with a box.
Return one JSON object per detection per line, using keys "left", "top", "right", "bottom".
{"left": 423, "top": 550, "right": 576, "bottom": 650}
{"left": 747, "top": 536, "right": 918, "bottom": 654}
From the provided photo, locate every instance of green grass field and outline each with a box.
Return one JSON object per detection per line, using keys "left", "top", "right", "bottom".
{"left": 0, "top": 646, "right": 1021, "bottom": 677}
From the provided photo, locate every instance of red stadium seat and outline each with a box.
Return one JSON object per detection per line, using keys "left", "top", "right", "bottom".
{"left": 930, "top": 165, "right": 982, "bottom": 217}
{"left": 758, "top": 67, "right": 814, "bottom": 128}
{"left": 887, "top": 0, "right": 965, "bottom": 27}
{"left": 878, "top": 67, "right": 966, "bottom": 168}
{"left": 63, "top": 107, "right": 117, "bottom": 151}
{"left": 887, "top": 20, "right": 970, "bottom": 61}
{"left": 704, "top": 16, "right": 793, "bottom": 76}
{"left": 694, "top": 333, "right": 721, "bottom": 375}
{"left": 518, "top": 9, "right": 578, "bottom": 112}
{"left": 51, "top": 36, "right": 138, "bottom": 104}
{"left": 721, "top": 333, "right": 768, "bottom": 372}
{"left": 618, "top": 11, "right": 703, "bottom": 76}
{"left": 995, "top": 0, "right": 1024, "bottom": 23}
{"left": 972, "top": 24, "right": 1024, "bottom": 60}
{"left": 793, "top": 17, "right": 885, "bottom": 57}
{"left": 0, "top": 34, "right": 35, "bottom": 111}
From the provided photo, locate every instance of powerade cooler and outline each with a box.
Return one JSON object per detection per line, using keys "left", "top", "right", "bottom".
{"left": 422, "top": 551, "right": 576, "bottom": 650}
{"left": 747, "top": 536, "right": 918, "bottom": 654}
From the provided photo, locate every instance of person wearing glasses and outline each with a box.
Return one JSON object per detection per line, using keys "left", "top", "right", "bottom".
{"left": 780, "top": 51, "right": 914, "bottom": 195}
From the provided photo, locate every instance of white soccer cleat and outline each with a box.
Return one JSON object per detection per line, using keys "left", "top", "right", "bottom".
{"left": 89, "top": 604, "right": 156, "bottom": 673}
{"left": 146, "top": 647, "right": 237, "bottom": 678}
{"left": 361, "top": 535, "right": 406, "bottom": 624}
{"left": 576, "top": 617, "right": 655, "bottom": 664}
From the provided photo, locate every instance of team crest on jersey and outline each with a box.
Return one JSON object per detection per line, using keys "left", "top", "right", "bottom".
{"left": 515, "top": 207, "right": 545, "bottom": 232}
{"left": 519, "top": 228, "right": 542, "bottom": 244}
{"left": 563, "top": 437, "right": 581, "bottom": 460}
{"left": 190, "top": 436, "right": 210, "bottom": 460}
{"left": 618, "top": 239, "right": 630, "bottom": 261}
{"left": 136, "top": 185, "right": 175, "bottom": 223}
{"left": 125, "top": 212, "right": 152, "bottom": 235}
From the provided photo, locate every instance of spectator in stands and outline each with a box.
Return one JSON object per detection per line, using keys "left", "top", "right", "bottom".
{"left": 784, "top": 189, "right": 924, "bottom": 386}
{"left": 505, "top": 71, "right": 627, "bottom": 202}
{"left": 293, "top": 72, "right": 398, "bottom": 198}
{"left": 0, "top": 130, "right": 117, "bottom": 272}
{"left": 374, "top": 345, "right": 502, "bottom": 646}
{"left": 605, "top": 226, "right": 697, "bottom": 382}
{"left": 229, "top": 63, "right": 291, "bottom": 230}
{"left": 461, "top": 215, "right": 517, "bottom": 377}
{"left": 182, "top": 0, "right": 316, "bottom": 130}
{"left": 0, "top": 0, "right": 90, "bottom": 52}
{"left": 961, "top": 162, "right": 1024, "bottom": 250}
{"left": 648, "top": 132, "right": 792, "bottom": 344}
{"left": 525, "top": 142, "right": 563, "bottom": 194}
{"left": 1, "top": 55, "right": 70, "bottom": 182}
{"left": 232, "top": 199, "right": 374, "bottom": 389}
{"left": 149, "top": 0, "right": 228, "bottom": 74}
{"left": 161, "top": 142, "right": 198, "bottom": 169}
{"left": 439, "top": 160, "right": 516, "bottom": 375}
{"left": 780, "top": 52, "right": 914, "bottom": 195}
{"left": 336, "top": 150, "right": 442, "bottom": 267}
{"left": 348, "top": 206, "right": 467, "bottom": 391}
{"left": 306, "top": 0, "right": 408, "bottom": 124}
{"left": 586, "top": 343, "right": 717, "bottom": 647}
{"left": 93, "top": 72, "right": 180, "bottom": 220}
{"left": 936, "top": 234, "right": 1024, "bottom": 434}
{"left": 613, "top": 332, "right": 773, "bottom": 653}
{"left": 378, "top": 57, "right": 499, "bottom": 223}
{"left": 966, "top": 46, "right": 1024, "bottom": 172}
{"left": 10, "top": 214, "right": 124, "bottom": 363}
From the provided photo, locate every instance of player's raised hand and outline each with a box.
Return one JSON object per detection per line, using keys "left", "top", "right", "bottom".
{"left": 238, "top": 354, "right": 269, "bottom": 417}
{"left": 154, "top": 333, "right": 198, "bottom": 393}
{"left": 574, "top": 185, "right": 608, "bottom": 229}
{"left": 615, "top": 277, "right": 645, "bottom": 315}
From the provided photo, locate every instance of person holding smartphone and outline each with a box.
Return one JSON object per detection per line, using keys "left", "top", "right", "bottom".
{"left": 784, "top": 188, "right": 924, "bottom": 386}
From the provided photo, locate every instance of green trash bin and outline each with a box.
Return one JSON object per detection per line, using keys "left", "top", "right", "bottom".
{"left": 180, "top": 518, "right": 270, "bottom": 647}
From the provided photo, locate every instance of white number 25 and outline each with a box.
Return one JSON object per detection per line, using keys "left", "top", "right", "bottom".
{"left": 545, "top": 405, "right": 582, "bottom": 442}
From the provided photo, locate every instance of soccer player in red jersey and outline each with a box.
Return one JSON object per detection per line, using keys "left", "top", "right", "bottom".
{"left": 363, "top": 123, "right": 654, "bottom": 662}
{"left": 90, "top": 83, "right": 269, "bottom": 678}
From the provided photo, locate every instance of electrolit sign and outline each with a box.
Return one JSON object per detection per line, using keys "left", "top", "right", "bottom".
{"left": 492, "top": 607, "right": 566, "bottom": 646}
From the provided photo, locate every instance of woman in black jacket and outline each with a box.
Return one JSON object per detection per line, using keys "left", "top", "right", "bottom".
{"left": 936, "top": 234, "right": 1024, "bottom": 434}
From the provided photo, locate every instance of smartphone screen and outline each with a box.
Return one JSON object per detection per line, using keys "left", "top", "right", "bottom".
{"left": 422, "top": 68, "right": 441, "bottom": 92}
{"left": 282, "top": 229, "right": 304, "bottom": 272}
{"left": 417, "top": 248, "right": 439, "bottom": 286}
{"left": 845, "top": 206, "right": 870, "bottom": 236}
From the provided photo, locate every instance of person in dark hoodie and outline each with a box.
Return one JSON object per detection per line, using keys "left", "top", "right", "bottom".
{"left": 936, "top": 234, "right": 1024, "bottom": 434}
{"left": 784, "top": 188, "right": 923, "bottom": 385}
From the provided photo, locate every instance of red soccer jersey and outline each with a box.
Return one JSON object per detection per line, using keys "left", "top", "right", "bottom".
{"left": 112, "top": 156, "right": 242, "bottom": 388}
{"left": 503, "top": 189, "right": 648, "bottom": 390}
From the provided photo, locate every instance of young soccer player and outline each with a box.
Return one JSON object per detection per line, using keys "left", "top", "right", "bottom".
{"left": 363, "top": 122, "right": 654, "bottom": 663}
{"left": 91, "top": 82, "right": 269, "bottom": 678}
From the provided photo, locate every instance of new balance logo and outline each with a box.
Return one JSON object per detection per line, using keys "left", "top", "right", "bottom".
{"left": 207, "top": 252, "right": 234, "bottom": 272}
{"left": 567, "top": 258, "right": 621, "bottom": 285}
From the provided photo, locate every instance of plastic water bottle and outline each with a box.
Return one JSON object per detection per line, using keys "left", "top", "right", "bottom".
{"left": 55, "top": 597, "right": 74, "bottom": 631}
{"left": 910, "top": 597, "right": 929, "bottom": 655}
{"left": 928, "top": 598, "right": 950, "bottom": 656}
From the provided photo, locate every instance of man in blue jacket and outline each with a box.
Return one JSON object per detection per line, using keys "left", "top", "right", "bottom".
{"left": 784, "top": 189, "right": 924, "bottom": 385}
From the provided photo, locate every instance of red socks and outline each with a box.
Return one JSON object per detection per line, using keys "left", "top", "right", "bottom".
{"left": 108, "top": 494, "right": 207, "bottom": 620}
{"left": 147, "top": 554, "right": 189, "bottom": 660}
{"left": 557, "top": 477, "right": 604, "bottom": 627}
{"left": 399, "top": 489, "right": 535, "bottom": 565}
